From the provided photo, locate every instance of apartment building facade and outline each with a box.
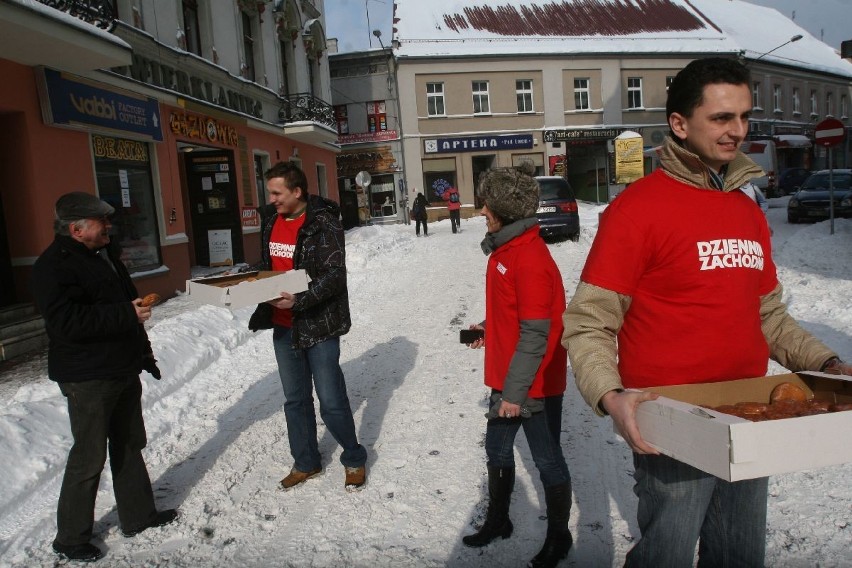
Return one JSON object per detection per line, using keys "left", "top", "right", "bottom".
{"left": 390, "top": 0, "right": 852, "bottom": 213}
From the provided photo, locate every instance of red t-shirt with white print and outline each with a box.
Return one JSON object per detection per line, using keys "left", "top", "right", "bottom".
{"left": 580, "top": 170, "right": 777, "bottom": 387}
{"left": 269, "top": 213, "right": 305, "bottom": 327}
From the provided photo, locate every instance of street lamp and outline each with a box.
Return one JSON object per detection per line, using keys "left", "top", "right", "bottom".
{"left": 373, "top": 29, "right": 410, "bottom": 224}
{"left": 751, "top": 34, "right": 803, "bottom": 64}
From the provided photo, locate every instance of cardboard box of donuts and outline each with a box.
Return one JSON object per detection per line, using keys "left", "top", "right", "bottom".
{"left": 634, "top": 371, "right": 852, "bottom": 481}
{"left": 185, "top": 270, "right": 310, "bottom": 310}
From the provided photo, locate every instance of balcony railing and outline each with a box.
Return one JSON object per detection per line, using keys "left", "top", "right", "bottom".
{"left": 278, "top": 93, "right": 335, "bottom": 129}
{"left": 40, "top": 0, "right": 117, "bottom": 31}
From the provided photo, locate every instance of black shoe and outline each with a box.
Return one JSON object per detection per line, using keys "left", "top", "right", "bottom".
{"left": 122, "top": 508, "right": 178, "bottom": 537}
{"left": 52, "top": 541, "right": 104, "bottom": 562}
{"left": 462, "top": 517, "right": 514, "bottom": 547}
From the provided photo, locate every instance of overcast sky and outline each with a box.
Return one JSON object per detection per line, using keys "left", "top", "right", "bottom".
{"left": 325, "top": 0, "right": 851, "bottom": 54}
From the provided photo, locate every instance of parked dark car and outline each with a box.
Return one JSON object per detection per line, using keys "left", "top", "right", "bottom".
{"left": 787, "top": 169, "right": 852, "bottom": 223}
{"left": 777, "top": 167, "right": 811, "bottom": 195}
{"left": 534, "top": 176, "right": 580, "bottom": 241}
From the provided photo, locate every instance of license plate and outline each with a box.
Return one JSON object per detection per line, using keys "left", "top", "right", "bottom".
{"left": 807, "top": 210, "right": 828, "bottom": 216}
{"left": 537, "top": 206, "right": 556, "bottom": 213}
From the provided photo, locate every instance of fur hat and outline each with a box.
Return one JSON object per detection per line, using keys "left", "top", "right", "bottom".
{"left": 55, "top": 192, "right": 114, "bottom": 221}
{"left": 476, "top": 161, "right": 539, "bottom": 223}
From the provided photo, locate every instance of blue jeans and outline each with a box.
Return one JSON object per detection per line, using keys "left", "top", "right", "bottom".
{"left": 626, "top": 454, "right": 767, "bottom": 568}
{"left": 273, "top": 326, "right": 367, "bottom": 471}
{"left": 484, "top": 393, "right": 571, "bottom": 488}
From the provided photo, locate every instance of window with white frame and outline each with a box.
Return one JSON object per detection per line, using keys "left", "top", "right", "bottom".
{"left": 810, "top": 90, "right": 818, "bottom": 116}
{"left": 627, "top": 77, "right": 643, "bottom": 109}
{"left": 366, "top": 101, "right": 387, "bottom": 132}
{"left": 516, "top": 80, "right": 533, "bottom": 113}
{"left": 842, "top": 95, "right": 848, "bottom": 118}
{"left": 472, "top": 81, "right": 490, "bottom": 115}
{"left": 427, "top": 82, "right": 445, "bottom": 117}
{"left": 574, "top": 78, "right": 590, "bottom": 110}
{"left": 792, "top": 88, "right": 801, "bottom": 114}
{"left": 826, "top": 92, "right": 833, "bottom": 116}
{"left": 752, "top": 82, "right": 762, "bottom": 109}
{"left": 773, "top": 84, "right": 782, "bottom": 112}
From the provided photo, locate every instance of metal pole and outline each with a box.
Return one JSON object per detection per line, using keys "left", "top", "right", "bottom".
{"left": 829, "top": 148, "right": 835, "bottom": 235}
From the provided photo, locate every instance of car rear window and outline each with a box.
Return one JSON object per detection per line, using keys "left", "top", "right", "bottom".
{"left": 537, "top": 178, "right": 575, "bottom": 200}
{"left": 802, "top": 173, "right": 851, "bottom": 190}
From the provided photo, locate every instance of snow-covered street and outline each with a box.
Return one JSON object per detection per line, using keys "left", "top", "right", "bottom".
{"left": 0, "top": 199, "right": 850, "bottom": 567}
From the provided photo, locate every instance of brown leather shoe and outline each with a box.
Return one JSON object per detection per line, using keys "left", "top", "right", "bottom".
{"left": 279, "top": 467, "right": 322, "bottom": 490}
{"left": 344, "top": 466, "right": 367, "bottom": 491}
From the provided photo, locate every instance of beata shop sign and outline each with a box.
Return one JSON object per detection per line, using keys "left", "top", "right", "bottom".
{"left": 36, "top": 67, "right": 163, "bottom": 142}
{"left": 424, "top": 134, "right": 533, "bottom": 154}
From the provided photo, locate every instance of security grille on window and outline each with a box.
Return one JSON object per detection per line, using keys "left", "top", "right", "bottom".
{"left": 752, "top": 82, "right": 762, "bottom": 109}
{"left": 627, "top": 77, "right": 643, "bottom": 109}
{"left": 516, "top": 80, "right": 533, "bottom": 113}
{"left": 472, "top": 81, "right": 490, "bottom": 115}
{"left": 427, "top": 82, "right": 445, "bottom": 117}
{"left": 792, "top": 88, "right": 801, "bottom": 114}
{"left": 574, "top": 78, "right": 590, "bottom": 110}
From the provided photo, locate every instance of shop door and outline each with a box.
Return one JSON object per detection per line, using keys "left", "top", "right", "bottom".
{"left": 566, "top": 143, "right": 609, "bottom": 203}
{"left": 184, "top": 151, "right": 244, "bottom": 267}
{"left": 471, "top": 155, "right": 496, "bottom": 208}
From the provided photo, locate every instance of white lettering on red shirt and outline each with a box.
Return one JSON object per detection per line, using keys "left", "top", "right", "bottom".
{"left": 697, "top": 238, "right": 764, "bottom": 271}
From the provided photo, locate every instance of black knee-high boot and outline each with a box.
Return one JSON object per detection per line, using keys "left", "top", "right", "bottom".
{"left": 462, "top": 466, "right": 515, "bottom": 547}
{"left": 528, "top": 481, "right": 573, "bottom": 567}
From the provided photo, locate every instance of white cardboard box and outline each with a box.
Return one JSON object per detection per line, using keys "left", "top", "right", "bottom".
{"left": 634, "top": 372, "right": 852, "bottom": 481}
{"left": 185, "top": 270, "right": 310, "bottom": 310}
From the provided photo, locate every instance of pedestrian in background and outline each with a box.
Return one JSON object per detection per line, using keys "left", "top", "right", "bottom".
{"left": 443, "top": 184, "right": 462, "bottom": 233}
{"left": 412, "top": 191, "right": 429, "bottom": 236}
{"left": 32, "top": 192, "right": 177, "bottom": 563}
{"left": 463, "top": 163, "right": 574, "bottom": 567}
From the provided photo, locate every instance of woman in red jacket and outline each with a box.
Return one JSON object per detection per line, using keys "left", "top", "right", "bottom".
{"left": 462, "top": 163, "right": 573, "bottom": 568}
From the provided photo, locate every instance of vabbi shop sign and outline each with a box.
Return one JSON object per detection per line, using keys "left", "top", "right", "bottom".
{"left": 36, "top": 67, "right": 163, "bottom": 141}
{"left": 424, "top": 134, "right": 534, "bottom": 154}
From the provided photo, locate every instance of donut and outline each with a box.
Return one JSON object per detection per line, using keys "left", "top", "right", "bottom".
{"left": 140, "top": 293, "right": 161, "bottom": 307}
{"left": 770, "top": 382, "right": 807, "bottom": 403}
{"left": 735, "top": 401, "right": 768, "bottom": 415}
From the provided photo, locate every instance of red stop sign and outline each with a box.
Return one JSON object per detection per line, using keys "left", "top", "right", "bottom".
{"left": 814, "top": 118, "right": 846, "bottom": 147}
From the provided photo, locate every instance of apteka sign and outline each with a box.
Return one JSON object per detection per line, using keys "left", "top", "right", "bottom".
{"left": 424, "top": 134, "right": 533, "bottom": 154}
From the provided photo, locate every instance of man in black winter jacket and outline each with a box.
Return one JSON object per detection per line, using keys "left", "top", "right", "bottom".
{"left": 249, "top": 162, "right": 368, "bottom": 492}
{"left": 32, "top": 192, "right": 176, "bottom": 563}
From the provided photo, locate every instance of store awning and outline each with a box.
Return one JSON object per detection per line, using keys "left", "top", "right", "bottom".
{"left": 774, "top": 135, "right": 812, "bottom": 149}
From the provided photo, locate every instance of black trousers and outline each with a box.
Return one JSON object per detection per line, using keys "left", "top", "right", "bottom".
{"left": 416, "top": 218, "right": 428, "bottom": 235}
{"left": 56, "top": 376, "right": 157, "bottom": 545}
{"left": 449, "top": 209, "right": 461, "bottom": 233}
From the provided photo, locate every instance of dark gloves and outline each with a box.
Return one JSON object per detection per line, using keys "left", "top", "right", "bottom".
{"left": 142, "top": 354, "right": 162, "bottom": 380}
{"left": 248, "top": 302, "right": 274, "bottom": 332}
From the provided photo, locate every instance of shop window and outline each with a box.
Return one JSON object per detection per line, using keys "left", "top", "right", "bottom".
{"left": 424, "top": 172, "right": 456, "bottom": 204}
{"left": 369, "top": 175, "right": 396, "bottom": 217}
{"left": 91, "top": 135, "right": 162, "bottom": 273}
{"left": 366, "top": 101, "right": 387, "bottom": 132}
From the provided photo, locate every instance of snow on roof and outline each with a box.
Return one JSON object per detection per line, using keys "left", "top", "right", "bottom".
{"left": 394, "top": 0, "right": 852, "bottom": 78}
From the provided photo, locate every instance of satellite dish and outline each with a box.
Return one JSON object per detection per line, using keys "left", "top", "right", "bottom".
{"left": 355, "top": 171, "right": 372, "bottom": 189}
